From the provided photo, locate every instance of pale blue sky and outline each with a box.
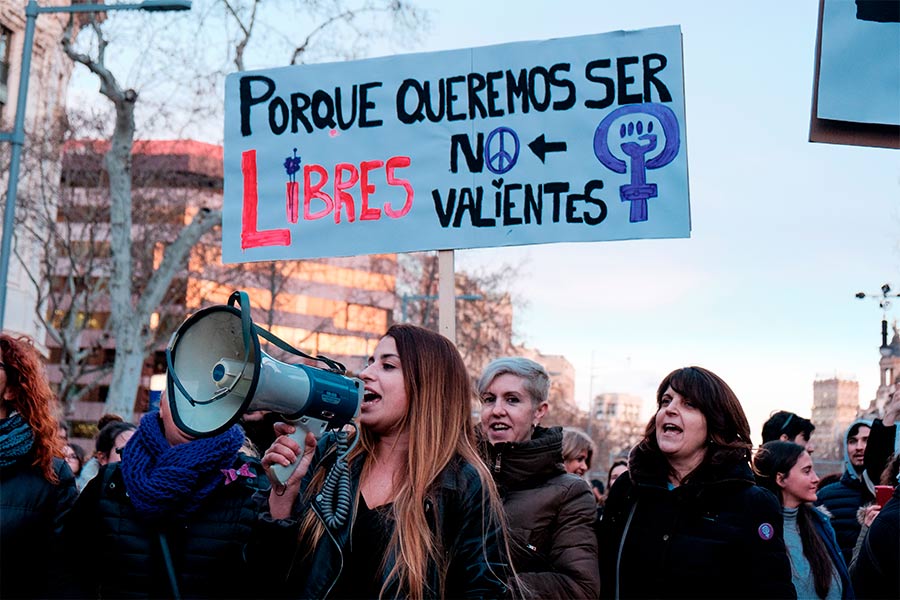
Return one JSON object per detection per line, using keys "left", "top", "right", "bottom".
{"left": 414, "top": 0, "right": 900, "bottom": 439}
{"left": 64, "top": 0, "right": 899, "bottom": 442}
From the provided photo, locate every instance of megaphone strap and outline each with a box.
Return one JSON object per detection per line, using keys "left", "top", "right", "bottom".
{"left": 253, "top": 322, "right": 346, "bottom": 374}
{"left": 229, "top": 289, "right": 347, "bottom": 374}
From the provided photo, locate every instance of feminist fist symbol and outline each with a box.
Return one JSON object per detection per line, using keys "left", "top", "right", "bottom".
{"left": 593, "top": 103, "right": 680, "bottom": 223}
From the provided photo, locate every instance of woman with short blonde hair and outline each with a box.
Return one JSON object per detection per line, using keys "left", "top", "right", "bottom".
{"left": 478, "top": 356, "right": 600, "bottom": 599}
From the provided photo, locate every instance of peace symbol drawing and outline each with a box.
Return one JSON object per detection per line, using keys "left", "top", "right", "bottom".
{"left": 485, "top": 127, "right": 520, "bottom": 174}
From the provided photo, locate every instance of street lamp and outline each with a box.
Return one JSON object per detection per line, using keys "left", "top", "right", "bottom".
{"left": 0, "top": 0, "right": 191, "bottom": 330}
{"left": 855, "top": 283, "right": 899, "bottom": 354}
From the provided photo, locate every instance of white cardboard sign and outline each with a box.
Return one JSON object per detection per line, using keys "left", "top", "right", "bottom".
{"left": 223, "top": 25, "right": 690, "bottom": 262}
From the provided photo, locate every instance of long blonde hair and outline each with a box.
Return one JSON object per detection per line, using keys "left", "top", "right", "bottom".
{"left": 297, "top": 324, "right": 508, "bottom": 598}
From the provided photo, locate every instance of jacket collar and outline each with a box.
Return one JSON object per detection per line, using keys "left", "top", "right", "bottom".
{"left": 628, "top": 441, "right": 756, "bottom": 491}
{"left": 481, "top": 425, "right": 566, "bottom": 490}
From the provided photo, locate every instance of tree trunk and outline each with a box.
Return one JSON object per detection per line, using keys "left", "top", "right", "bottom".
{"left": 103, "top": 324, "right": 145, "bottom": 419}
{"left": 104, "top": 91, "right": 142, "bottom": 420}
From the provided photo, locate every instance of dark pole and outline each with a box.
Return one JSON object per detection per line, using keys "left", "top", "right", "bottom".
{"left": 0, "top": 0, "right": 191, "bottom": 330}
{"left": 0, "top": 0, "right": 39, "bottom": 330}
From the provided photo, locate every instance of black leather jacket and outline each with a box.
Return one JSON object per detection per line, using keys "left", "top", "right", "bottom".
{"left": 255, "top": 434, "right": 510, "bottom": 599}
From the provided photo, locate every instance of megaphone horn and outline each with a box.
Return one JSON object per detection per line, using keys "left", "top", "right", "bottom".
{"left": 165, "top": 291, "right": 363, "bottom": 482}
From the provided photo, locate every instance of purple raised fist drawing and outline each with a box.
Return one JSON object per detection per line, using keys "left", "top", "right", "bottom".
{"left": 593, "top": 103, "right": 680, "bottom": 223}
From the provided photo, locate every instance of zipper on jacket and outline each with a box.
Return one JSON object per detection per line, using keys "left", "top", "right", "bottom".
{"left": 493, "top": 452, "right": 502, "bottom": 474}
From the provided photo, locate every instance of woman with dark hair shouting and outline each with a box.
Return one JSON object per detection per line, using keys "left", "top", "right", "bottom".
{"left": 598, "top": 366, "right": 795, "bottom": 599}
{"left": 259, "top": 324, "right": 511, "bottom": 599}
{"left": 0, "top": 335, "right": 77, "bottom": 599}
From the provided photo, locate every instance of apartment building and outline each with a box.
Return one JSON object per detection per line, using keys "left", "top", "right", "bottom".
{"left": 811, "top": 376, "right": 860, "bottom": 462}
{"left": 50, "top": 139, "right": 395, "bottom": 428}
{"left": 1, "top": 0, "right": 82, "bottom": 345}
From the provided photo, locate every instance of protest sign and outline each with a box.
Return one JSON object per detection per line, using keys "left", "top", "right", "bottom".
{"left": 223, "top": 25, "right": 690, "bottom": 262}
{"left": 809, "top": 0, "right": 900, "bottom": 149}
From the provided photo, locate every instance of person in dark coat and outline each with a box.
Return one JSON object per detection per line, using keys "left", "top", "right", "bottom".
{"left": 478, "top": 356, "right": 600, "bottom": 599}
{"left": 257, "top": 324, "right": 510, "bottom": 599}
{"left": 598, "top": 366, "right": 796, "bottom": 599}
{"left": 0, "top": 335, "right": 78, "bottom": 600}
{"left": 60, "top": 391, "right": 266, "bottom": 598}
{"left": 816, "top": 419, "right": 874, "bottom": 564}
{"left": 850, "top": 483, "right": 899, "bottom": 599}
{"left": 862, "top": 392, "right": 899, "bottom": 502}
{"left": 754, "top": 441, "right": 853, "bottom": 599}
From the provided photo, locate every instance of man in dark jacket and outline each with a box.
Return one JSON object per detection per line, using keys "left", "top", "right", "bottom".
{"left": 816, "top": 419, "right": 873, "bottom": 564}
{"left": 60, "top": 392, "right": 266, "bottom": 598}
{"left": 762, "top": 410, "right": 816, "bottom": 451}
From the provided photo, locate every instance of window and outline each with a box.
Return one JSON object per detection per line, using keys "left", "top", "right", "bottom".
{"left": 0, "top": 26, "right": 10, "bottom": 112}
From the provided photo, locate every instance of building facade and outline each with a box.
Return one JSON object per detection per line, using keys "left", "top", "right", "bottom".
{"left": 1, "top": 0, "right": 81, "bottom": 346}
{"left": 589, "top": 391, "right": 646, "bottom": 470}
{"left": 50, "top": 139, "right": 395, "bottom": 431}
{"left": 811, "top": 376, "right": 860, "bottom": 462}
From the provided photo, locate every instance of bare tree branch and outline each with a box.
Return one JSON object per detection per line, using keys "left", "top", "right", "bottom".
{"left": 136, "top": 207, "right": 220, "bottom": 318}
{"left": 220, "top": 0, "right": 259, "bottom": 71}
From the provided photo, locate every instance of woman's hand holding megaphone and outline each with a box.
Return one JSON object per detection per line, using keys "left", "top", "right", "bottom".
{"left": 263, "top": 422, "right": 317, "bottom": 519}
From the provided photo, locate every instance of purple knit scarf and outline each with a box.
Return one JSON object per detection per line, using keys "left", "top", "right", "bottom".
{"left": 121, "top": 412, "right": 244, "bottom": 521}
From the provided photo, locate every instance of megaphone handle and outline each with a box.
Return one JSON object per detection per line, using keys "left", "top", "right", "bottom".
{"left": 270, "top": 422, "right": 313, "bottom": 485}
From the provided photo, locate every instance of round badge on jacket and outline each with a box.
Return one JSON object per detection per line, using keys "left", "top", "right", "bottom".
{"left": 757, "top": 522, "right": 774, "bottom": 541}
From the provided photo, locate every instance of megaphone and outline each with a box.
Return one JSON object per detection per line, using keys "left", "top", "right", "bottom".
{"left": 165, "top": 291, "right": 363, "bottom": 484}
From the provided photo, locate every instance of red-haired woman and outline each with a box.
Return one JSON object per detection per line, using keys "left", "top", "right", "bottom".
{"left": 0, "top": 335, "right": 77, "bottom": 598}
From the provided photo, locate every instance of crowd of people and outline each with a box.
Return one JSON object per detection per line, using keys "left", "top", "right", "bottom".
{"left": 1, "top": 329, "right": 898, "bottom": 599}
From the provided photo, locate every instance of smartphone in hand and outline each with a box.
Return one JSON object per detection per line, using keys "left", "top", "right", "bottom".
{"left": 874, "top": 485, "right": 894, "bottom": 507}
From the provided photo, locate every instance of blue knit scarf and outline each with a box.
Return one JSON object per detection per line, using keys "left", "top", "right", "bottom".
{"left": 0, "top": 413, "right": 34, "bottom": 468}
{"left": 121, "top": 412, "right": 244, "bottom": 521}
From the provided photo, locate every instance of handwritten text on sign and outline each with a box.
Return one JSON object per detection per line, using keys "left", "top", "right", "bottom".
{"left": 222, "top": 25, "right": 690, "bottom": 262}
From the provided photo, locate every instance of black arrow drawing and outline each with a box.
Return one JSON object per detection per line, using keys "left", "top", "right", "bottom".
{"left": 528, "top": 134, "right": 567, "bottom": 163}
